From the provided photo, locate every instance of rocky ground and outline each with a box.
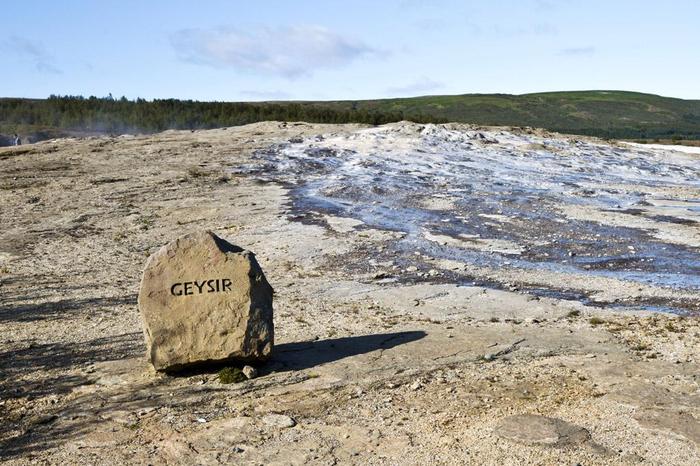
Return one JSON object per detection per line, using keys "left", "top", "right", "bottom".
{"left": 0, "top": 122, "right": 698, "bottom": 465}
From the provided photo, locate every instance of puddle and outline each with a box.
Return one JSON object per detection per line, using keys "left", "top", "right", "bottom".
{"left": 241, "top": 124, "right": 700, "bottom": 314}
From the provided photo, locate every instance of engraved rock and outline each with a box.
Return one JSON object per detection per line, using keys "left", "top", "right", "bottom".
{"left": 138, "top": 231, "right": 274, "bottom": 371}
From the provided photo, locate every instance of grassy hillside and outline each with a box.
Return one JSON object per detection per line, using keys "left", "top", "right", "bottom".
{"left": 319, "top": 90, "right": 700, "bottom": 140}
{"left": 2, "top": 91, "right": 699, "bottom": 144}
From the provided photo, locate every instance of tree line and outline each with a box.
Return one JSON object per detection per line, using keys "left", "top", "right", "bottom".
{"left": 0, "top": 95, "right": 446, "bottom": 136}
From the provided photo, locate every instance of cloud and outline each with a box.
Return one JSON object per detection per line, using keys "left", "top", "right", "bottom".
{"left": 559, "top": 46, "right": 596, "bottom": 56}
{"left": 412, "top": 17, "right": 449, "bottom": 32}
{"left": 240, "top": 90, "right": 291, "bottom": 100}
{"left": 399, "top": 0, "right": 455, "bottom": 9}
{"left": 482, "top": 22, "right": 558, "bottom": 37}
{"left": 171, "top": 25, "right": 379, "bottom": 78}
{"left": 3, "top": 35, "right": 62, "bottom": 74}
{"left": 531, "top": 0, "right": 575, "bottom": 10}
{"left": 386, "top": 77, "right": 444, "bottom": 96}
{"left": 531, "top": 23, "right": 558, "bottom": 35}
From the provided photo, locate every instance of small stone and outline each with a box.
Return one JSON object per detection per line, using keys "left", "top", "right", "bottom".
{"left": 262, "top": 413, "right": 296, "bottom": 428}
{"left": 410, "top": 381, "right": 423, "bottom": 391}
{"left": 138, "top": 407, "right": 157, "bottom": 416}
{"left": 242, "top": 365, "right": 258, "bottom": 379}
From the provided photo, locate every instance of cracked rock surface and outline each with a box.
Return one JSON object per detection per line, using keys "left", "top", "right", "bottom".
{"left": 0, "top": 122, "right": 698, "bottom": 465}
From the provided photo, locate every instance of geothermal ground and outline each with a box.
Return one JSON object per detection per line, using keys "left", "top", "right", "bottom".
{"left": 0, "top": 122, "right": 698, "bottom": 465}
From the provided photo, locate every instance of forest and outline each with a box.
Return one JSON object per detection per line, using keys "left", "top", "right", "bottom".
{"left": 0, "top": 95, "right": 443, "bottom": 144}
{"left": 3, "top": 91, "right": 700, "bottom": 145}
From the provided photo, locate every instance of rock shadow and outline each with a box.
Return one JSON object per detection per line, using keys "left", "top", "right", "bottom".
{"left": 0, "top": 294, "right": 137, "bottom": 323}
{"left": 0, "top": 332, "right": 143, "bottom": 402}
{"left": 271, "top": 330, "right": 427, "bottom": 371}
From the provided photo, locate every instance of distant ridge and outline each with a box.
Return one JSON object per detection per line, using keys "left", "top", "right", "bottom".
{"left": 318, "top": 90, "right": 700, "bottom": 140}
{"left": 2, "top": 90, "right": 699, "bottom": 144}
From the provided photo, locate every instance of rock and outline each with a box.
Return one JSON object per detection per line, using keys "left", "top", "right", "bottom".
{"left": 137, "top": 407, "right": 157, "bottom": 416}
{"left": 242, "top": 365, "right": 257, "bottom": 379}
{"left": 495, "top": 414, "right": 590, "bottom": 446}
{"left": 138, "top": 231, "right": 274, "bottom": 371}
{"left": 409, "top": 380, "right": 423, "bottom": 391}
{"left": 262, "top": 413, "right": 296, "bottom": 428}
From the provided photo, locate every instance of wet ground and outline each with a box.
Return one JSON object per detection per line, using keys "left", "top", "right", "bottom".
{"left": 242, "top": 123, "right": 700, "bottom": 314}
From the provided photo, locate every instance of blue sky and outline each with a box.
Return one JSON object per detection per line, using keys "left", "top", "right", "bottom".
{"left": 2, "top": 1, "right": 699, "bottom": 101}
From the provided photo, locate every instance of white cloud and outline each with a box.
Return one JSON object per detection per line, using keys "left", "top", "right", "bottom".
{"left": 386, "top": 77, "right": 444, "bottom": 96}
{"left": 3, "top": 36, "right": 62, "bottom": 74}
{"left": 171, "top": 25, "right": 379, "bottom": 78}
{"left": 559, "top": 46, "right": 596, "bottom": 56}
{"left": 463, "top": 22, "right": 558, "bottom": 37}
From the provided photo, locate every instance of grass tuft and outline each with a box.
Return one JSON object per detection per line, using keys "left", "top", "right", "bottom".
{"left": 218, "top": 367, "right": 246, "bottom": 384}
{"left": 589, "top": 317, "right": 606, "bottom": 326}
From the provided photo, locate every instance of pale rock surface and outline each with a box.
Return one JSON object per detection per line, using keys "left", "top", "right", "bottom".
{"left": 262, "top": 414, "right": 297, "bottom": 429}
{"left": 2, "top": 123, "right": 699, "bottom": 465}
{"left": 138, "top": 230, "right": 273, "bottom": 371}
{"left": 495, "top": 414, "right": 591, "bottom": 446}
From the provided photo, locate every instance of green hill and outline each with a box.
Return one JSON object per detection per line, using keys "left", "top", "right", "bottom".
{"left": 2, "top": 91, "right": 699, "bottom": 145}
{"left": 318, "top": 90, "right": 700, "bottom": 140}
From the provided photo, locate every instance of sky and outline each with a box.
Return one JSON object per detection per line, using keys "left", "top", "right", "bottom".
{"left": 2, "top": 0, "right": 699, "bottom": 101}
